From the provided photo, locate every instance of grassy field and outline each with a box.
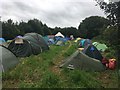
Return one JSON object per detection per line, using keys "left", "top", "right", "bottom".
{"left": 2, "top": 41, "right": 118, "bottom": 88}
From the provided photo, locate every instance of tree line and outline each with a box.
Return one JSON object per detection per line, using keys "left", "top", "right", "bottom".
{"left": 1, "top": 16, "right": 109, "bottom": 40}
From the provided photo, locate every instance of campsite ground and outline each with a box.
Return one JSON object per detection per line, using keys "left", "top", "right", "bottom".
{"left": 2, "top": 41, "right": 118, "bottom": 88}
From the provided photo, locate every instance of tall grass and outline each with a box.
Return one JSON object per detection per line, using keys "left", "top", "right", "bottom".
{"left": 2, "top": 41, "right": 118, "bottom": 88}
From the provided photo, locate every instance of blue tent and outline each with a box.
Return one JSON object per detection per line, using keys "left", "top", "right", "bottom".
{"left": 0, "top": 38, "right": 6, "bottom": 44}
{"left": 80, "top": 39, "right": 86, "bottom": 46}
{"left": 79, "top": 39, "right": 92, "bottom": 48}
{"left": 65, "top": 37, "right": 70, "bottom": 40}
{"left": 48, "top": 39, "right": 55, "bottom": 45}
{"left": 54, "top": 36, "right": 61, "bottom": 43}
{"left": 60, "top": 38, "right": 67, "bottom": 42}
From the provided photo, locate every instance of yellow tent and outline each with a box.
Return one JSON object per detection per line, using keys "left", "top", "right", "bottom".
{"left": 74, "top": 37, "right": 82, "bottom": 43}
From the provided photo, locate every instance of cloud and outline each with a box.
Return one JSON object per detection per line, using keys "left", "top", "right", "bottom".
{"left": 0, "top": 0, "right": 105, "bottom": 28}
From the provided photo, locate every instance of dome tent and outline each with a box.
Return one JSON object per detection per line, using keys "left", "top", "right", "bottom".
{"left": 0, "top": 45, "right": 19, "bottom": 72}
{"left": 8, "top": 33, "right": 49, "bottom": 57}
{"left": 0, "top": 38, "right": 6, "bottom": 44}
{"left": 0, "top": 38, "right": 8, "bottom": 47}
{"left": 79, "top": 39, "right": 92, "bottom": 48}
{"left": 74, "top": 37, "right": 82, "bottom": 43}
{"left": 8, "top": 36, "right": 32, "bottom": 57}
{"left": 23, "top": 33, "right": 49, "bottom": 53}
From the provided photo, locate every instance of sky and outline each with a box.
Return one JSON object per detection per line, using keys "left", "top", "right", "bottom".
{"left": 0, "top": 0, "right": 109, "bottom": 28}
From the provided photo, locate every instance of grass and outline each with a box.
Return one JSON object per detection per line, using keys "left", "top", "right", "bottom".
{"left": 61, "top": 69, "right": 101, "bottom": 88}
{"left": 2, "top": 41, "right": 118, "bottom": 88}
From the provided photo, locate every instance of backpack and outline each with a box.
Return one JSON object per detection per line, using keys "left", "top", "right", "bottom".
{"left": 108, "top": 59, "right": 116, "bottom": 70}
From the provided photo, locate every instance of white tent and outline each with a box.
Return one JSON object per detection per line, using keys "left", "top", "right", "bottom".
{"left": 55, "top": 32, "right": 64, "bottom": 38}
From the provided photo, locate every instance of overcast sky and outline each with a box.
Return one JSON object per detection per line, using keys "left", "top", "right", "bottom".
{"left": 0, "top": 0, "right": 109, "bottom": 28}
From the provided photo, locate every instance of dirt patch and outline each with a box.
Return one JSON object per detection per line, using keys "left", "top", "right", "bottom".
{"left": 50, "top": 41, "right": 72, "bottom": 75}
{"left": 3, "top": 80, "right": 20, "bottom": 88}
{"left": 97, "top": 70, "right": 118, "bottom": 88}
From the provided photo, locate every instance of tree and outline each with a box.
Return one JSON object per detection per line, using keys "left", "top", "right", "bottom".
{"left": 78, "top": 16, "right": 109, "bottom": 39}
{"left": 52, "top": 27, "right": 61, "bottom": 35}
{"left": 42, "top": 24, "right": 51, "bottom": 36}
{"left": 28, "top": 19, "right": 44, "bottom": 35}
{"left": 19, "top": 21, "right": 33, "bottom": 35}
{"left": 102, "top": 26, "right": 118, "bottom": 46}
{"left": 95, "top": 0, "right": 120, "bottom": 50}
{"left": 95, "top": 0, "right": 120, "bottom": 26}
{"left": 2, "top": 19, "right": 20, "bottom": 40}
{"left": 62, "top": 27, "right": 79, "bottom": 38}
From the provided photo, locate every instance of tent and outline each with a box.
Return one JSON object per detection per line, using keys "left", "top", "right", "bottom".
{"left": 83, "top": 44, "right": 103, "bottom": 61}
{"left": 7, "top": 40, "right": 12, "bottom": 44}
{"left": 56, "top": 41, "right": 65, "bottom": 46}
{"left": 74, "top": 37, "right": 82, "bottom": 43}
{"left": 55, "top": 37, "right": 67, "bottom": 46}
{"left": 48, "top": 39, "right": 55, "bottom": 45}
{"left": 93, "top": 42, "right": 108, "bottom": 52}
{"left": 0, "top": 38, "right": 5, "bottom": 44}
{"left": 55, "top": 32, "right": 64, "bottom": 38}
{"left": 70, "top": 35, "right": 74, "bottom": 40}
{"left": 0, "top": 45, "right": 19, "bottom": 72}
{"left": 60, "top": 50, "right": 105, "bottom": 71}
{"left": 65, "top": 36, "right": 71, "bottom": 40}
{"left": 0, "top": 38, "right": 8, "bottom": 47}
{"left": 47, "top": 35, "right": 55, "bottom": 39}
{"left": 79, "top": 39, "right": 92, "bottom": 48}
{"left": 92, "top": 42, "right": 98, "bottom": 46}
{"left": 84, "top": 39, "right": 92, "bottom": 47}
{"left": 54, "top": 36, "right": 61, "bottom": 43}
{"left": 43, "top": 36, "right": 49, "bottom": 45}
{"left": 43, "top": 36, "right": 55, "bottom": 45}
{"left": 8, "top": 33, "right": 49, "bottom": 57}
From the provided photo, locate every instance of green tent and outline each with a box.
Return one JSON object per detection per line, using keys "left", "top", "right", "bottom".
{"left": 93, "top": 42, "right": 108, "bottom": 52}
{"left": 8, "top": 33, "right": 49, "bottom": 57}
{"left": 0, "top": 45, "right": 19, "bottom": 72}
{"left": 60, "top": 50, "right": 105, "bottom": 71}
{"left": 43, "top": 36, "right": 49, "bottom": 45}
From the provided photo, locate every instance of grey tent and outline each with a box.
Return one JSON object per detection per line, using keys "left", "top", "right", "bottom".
{"left": 60, "top": 50, "right": 105, "bottom": 71}
{"left": 0, "top": 45, "right": 19, "bottom": 72}
{"left": 56, "top": 41, "right": 65, "bottom": 46}
{"left": 8, "top": 33, "right": 49, "bottom": 57}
